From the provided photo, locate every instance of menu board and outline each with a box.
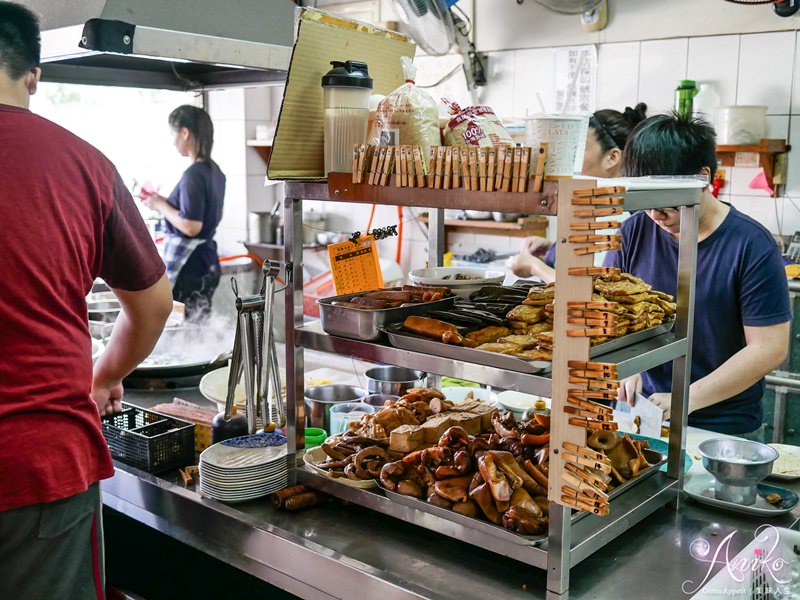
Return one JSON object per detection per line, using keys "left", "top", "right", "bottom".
{"left": 328, "top": 235, "right": 384, "bottom": 295}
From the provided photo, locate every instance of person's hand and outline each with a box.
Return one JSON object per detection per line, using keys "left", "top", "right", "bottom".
{"left": 648, "top": 392, "right": 672, "bottom": 420}
{"left": 506, "top": 252, "right": 538, "bottom": 278}
{"left": 139, "top": 192, "right": 163, "bottom": 212}
{"left": 91, "top": 377, "right": 124, "bottom": 416}
{"left": 521, "top": 236, "right": 553, "bottom": 257}
{"left": 616, "top": 373, "right": 642, "bottom": 406}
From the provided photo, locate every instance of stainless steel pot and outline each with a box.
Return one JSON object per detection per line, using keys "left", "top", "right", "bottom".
{"left": 304, "top": 385, "right": 367, "bottom": 432}
{"left": 365, "top": 367, "right": 426, "bottom": 396}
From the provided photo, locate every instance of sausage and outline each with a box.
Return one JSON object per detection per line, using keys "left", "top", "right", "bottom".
{"left": 403, "top": 316, "right": 459, "bottom": 341}
{"left": 270, "top": 485, "right": 308, "bottom": 509}
{"left": 330, "top": 301, "right": 380, "bottom": 310}
{"left": 284, "top": 491, "right": 327, "bottom": 511}
{"left": 350, "top": 296, "right": 388, "bottom": 308}
{"left": 362, "top": 291, "right": 415, "bottom": 302}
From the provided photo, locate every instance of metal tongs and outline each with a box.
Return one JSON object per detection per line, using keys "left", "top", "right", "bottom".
{"left": 224, "top": 260, "right": 285, "bottom": 433}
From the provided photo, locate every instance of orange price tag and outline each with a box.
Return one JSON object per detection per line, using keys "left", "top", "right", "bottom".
{"left": 328, "top": 235, "right": 384, "bottom": 295}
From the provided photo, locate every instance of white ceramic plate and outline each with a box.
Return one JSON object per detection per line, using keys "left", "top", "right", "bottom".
{"left": 408, "top": 267, "right": 505, "bottom": 287}
{"left": 683, "top": 472, "right": 798, "bottom": 516}
{"left": 496, "top": 391, "right": 550, "bottom": 415}
{"left": 767, "top": 443, "right": 800, "bottom": 481}
{"left": 200, "top": 365, "right": 287, "bottom": 406}
{"left": 442, "top": 387, "right": 498, "bottom": 405}
{"left": 302, "top": 446, "right": 377, "bottom": 489}
{"left": 200, "top": 441, "right": 287, "bottom": 470}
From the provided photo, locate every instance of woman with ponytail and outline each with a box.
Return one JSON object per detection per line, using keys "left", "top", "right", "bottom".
{"left": 507, "top": 103, "right": 648, "bottom": 282}
{"left": 141, "top": 105, "right": 226, "bottom": 321}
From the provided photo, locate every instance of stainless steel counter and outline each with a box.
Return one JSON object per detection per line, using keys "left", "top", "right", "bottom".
{"left": 108, "top": 388, "right": 800, "bottom": 600}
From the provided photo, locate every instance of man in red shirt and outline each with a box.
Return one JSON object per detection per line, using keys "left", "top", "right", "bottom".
{"left": 0, "top": 3, "right": 174, "bottom": 598}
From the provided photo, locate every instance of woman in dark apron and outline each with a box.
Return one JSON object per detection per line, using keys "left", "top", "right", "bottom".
{"left": 141, "top": 105, "right": 226, "bottom": 322}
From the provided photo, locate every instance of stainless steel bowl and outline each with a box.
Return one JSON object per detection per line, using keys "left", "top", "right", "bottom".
{"left": 698, "top": 438, "right": 778, "bottom": 505}
{"left": 362, "top": 393, "right": 399, "bottom": 409}
{"left": 87, "top": 298, "right": 122, "bottom": 323}
{"left": 304, "top": 385, "right": 367, "bottom": 432}
{"left": 364, "top": 366, "right": 426, "bottom": 396}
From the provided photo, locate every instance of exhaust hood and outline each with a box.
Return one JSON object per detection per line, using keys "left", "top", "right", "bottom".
{"left": 33, "top": 0, "right": 295, "bottom": 90}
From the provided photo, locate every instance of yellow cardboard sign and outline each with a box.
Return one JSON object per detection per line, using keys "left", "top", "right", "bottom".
{"left": 268, "top": 8, "right": 415, "bottom": 181}
{"left": 328, "top": 235, "right": 384, "bottom": 295}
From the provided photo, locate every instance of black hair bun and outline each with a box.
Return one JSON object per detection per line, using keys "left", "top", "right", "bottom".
{"left": 624, "top": 103, "right": 648, "bottom": 126}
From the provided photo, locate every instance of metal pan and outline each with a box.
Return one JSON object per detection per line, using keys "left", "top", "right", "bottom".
{"left": 571, "top": 447, "right": 667, "bottom": 524}
{"left": 129, "top": 325, "right": 233, "bottom": 377}
{"left": 319, "top": 289, "right": 456, "bottom": 341}
{"left": 381, "top": 321, "right": 674, "bottom": 375}
{"left": 377, "top": 481, "right": 547, "bottom": 547}
{"left": 381, "top": 323, "right": 549, "bottom": 374}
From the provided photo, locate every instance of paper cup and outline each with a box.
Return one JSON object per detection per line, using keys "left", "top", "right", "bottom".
{"left": 525, "top": 114, "right": 589, "bottom": 178}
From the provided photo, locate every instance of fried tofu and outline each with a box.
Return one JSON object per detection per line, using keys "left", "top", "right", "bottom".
{"left": 506, "top": 305, "right": 546, "bottom": 324}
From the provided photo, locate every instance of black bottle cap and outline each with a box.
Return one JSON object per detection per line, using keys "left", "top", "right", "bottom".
{"left": 321, "top": 60, "right": 373, "bottom": 89}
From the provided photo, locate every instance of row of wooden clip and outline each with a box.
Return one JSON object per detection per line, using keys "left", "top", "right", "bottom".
{"left": 351, "top": 143, "right": 548, "bottom": 193}
{"left": 569, "top": 186, "right": 626, "bottom": 255}
{"left": 560, "top": 359, "right": 620, "bottom": 516}
{"left": 564, "top": 266, "right": 624, "bottom": 338}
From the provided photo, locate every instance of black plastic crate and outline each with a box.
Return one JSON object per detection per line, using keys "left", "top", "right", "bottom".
{"left": 101, "top": 403, "right": 195, "bottom": 473}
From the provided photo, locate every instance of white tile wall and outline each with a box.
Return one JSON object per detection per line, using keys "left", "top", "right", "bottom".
{"left": 596, "top": 42, "right": 640, "bottom": 113}
{"left": 738, "top": 32, "right": 795, "bottom": 114}
{"left": 729, "top": 166, "right": 773, "bottom": 198}
{"left": 687, "top": 35, "right": 740, "bottom": 107}
{"left": 786, "top": 117, "right": 800, "bottom": 197}
{"left": 476, "top": 50, "right": 515, "bottom": 118}
{"left": 513, "top": 48, "right": 556, "bottom": 116}
{"left": 638, "top": 38, "right": 688, "bottom": 115}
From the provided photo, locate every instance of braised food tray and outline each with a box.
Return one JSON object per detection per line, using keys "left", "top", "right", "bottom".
{"left": 376, "top": 481, "right": 547, "bottom": 547}
{"left": 381, "top": 321, "right": 674, "bottom": 374}
{"left": 375, "top": 448, "right": 667, "bottom": 543}
{"left": 319, "top": 289, "right": 456, "bottom": 341}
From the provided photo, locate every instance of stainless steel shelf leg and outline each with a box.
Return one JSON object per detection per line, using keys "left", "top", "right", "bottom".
{"left": 668, "top": 203, "right": 699, "bottom": 507}
{"left": 546, "top": 503, "right": 571, "bottom": 595}
{"left": 285, "top": 194, "right": 305, "bottom": 470}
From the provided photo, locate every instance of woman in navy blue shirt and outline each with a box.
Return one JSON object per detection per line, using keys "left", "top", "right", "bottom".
{"left": 141, "top": 105, "right": 226, "bottom": 321}
{"left": 607, "top": 113, "right": 790, "bottom": 438}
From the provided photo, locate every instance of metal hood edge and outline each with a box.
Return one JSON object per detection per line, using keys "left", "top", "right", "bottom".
{"left": 37, "top": 0, "right": 295, "bottom": 90}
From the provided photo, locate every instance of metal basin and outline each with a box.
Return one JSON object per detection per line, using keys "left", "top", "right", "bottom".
{"left": 698, "top": 438, "right": 778, "bottom": 505}
{"left": 87, "top": 293, "right": 122, "bottom": 323}
{"left": 365, "top": 366, "right": 426, "bottom": 396}
{"left": 304, "top": 385, "right": 367, "bottom": 433}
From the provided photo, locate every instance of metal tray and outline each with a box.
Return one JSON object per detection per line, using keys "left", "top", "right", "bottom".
{"left": 375, "top": 447, "right": 667, "bottom": 544}
{"left": 570, "top": 447, "right": 667, "bottom": 523}
{"left": 377, "top": 481, "right": 548, "bottom": 547}
{"left": 381, "top": 321, "right": 674, "bottom": 374}
{"left": 318, "top": 289, "right": 456, "bottom": 341}
{"left": 382, "top": 322, "right": 548, "bottom": 373}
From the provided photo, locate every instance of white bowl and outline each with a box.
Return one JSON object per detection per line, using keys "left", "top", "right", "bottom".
{"left": 496, "top": 391, "right": 550, "bottom": 417}
{"left": 409, "top": 267, "right": 505, "bottom": 299}
{"left": 442, "top": 387, "right": 498, "bottom": 405}
{"left": 464, "top": 210, "right": 492, "bottom": 220}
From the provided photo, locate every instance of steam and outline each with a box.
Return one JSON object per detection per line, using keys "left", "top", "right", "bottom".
{"left": 141, "top": 313, "right": 236, "bottom": 366}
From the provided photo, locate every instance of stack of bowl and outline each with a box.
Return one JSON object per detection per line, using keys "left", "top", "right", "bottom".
{"left": 698, "top": 438, "right": 778, "bottom": 505}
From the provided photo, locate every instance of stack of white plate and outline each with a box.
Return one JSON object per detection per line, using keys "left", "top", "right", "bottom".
{"left": 198, "top": 434, "right": 288, "bottom": 503}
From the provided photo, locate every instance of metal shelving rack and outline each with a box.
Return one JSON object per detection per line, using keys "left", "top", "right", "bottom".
{"left": 281, "top": 173, "right": 701, "bottom": 596}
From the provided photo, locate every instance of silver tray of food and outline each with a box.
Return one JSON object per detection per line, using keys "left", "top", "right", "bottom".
{"left": 381, "top": 323, "right": 548, "bottom": 373}
{"left": 570, "top": 447, "right": 667, "bottom": 523}
{"left": 377, "top": 481, "right": 548, "bottom": 547}
{"left": 319, "top": 288, "right": 456, "bottom": 341}
{"left": 381, "top": 320, "right": 674, "bottom": 375}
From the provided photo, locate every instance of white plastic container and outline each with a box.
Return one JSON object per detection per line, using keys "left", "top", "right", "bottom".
{"left": 715, "top": 105, "right": 767, "bottom": 145}
{"left": 693, "top": 84, "right": 720, "bottom": 124}
{"left": 525, "top": 114, "right": 589, "bottom": 177}
{"left": 322, "top": 60, "right": 373, "bottom": 175}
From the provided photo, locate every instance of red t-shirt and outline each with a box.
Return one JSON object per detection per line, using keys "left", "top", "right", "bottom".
{"left": 0, "top": 104, "right": 166, "bottom": 511}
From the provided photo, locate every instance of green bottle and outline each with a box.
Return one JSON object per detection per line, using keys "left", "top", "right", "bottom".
{"left": 675, "top": 80, "right": 698, "bottom": 117}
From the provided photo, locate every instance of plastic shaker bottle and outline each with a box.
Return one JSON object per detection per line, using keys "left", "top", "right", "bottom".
{"left": 322, "top": 60, "right": 373, "bottom": 175}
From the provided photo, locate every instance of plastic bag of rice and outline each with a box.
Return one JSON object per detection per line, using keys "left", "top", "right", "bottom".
{"left": 442, "top": 98, "right": 513, "bottom": 147}
{"left": 369, "top": 56, "right": 440, "bottom": 168}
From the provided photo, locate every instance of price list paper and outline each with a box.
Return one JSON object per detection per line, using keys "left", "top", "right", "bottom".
{"left": 328, "top": 235, "right": 384, "bottom": 295}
